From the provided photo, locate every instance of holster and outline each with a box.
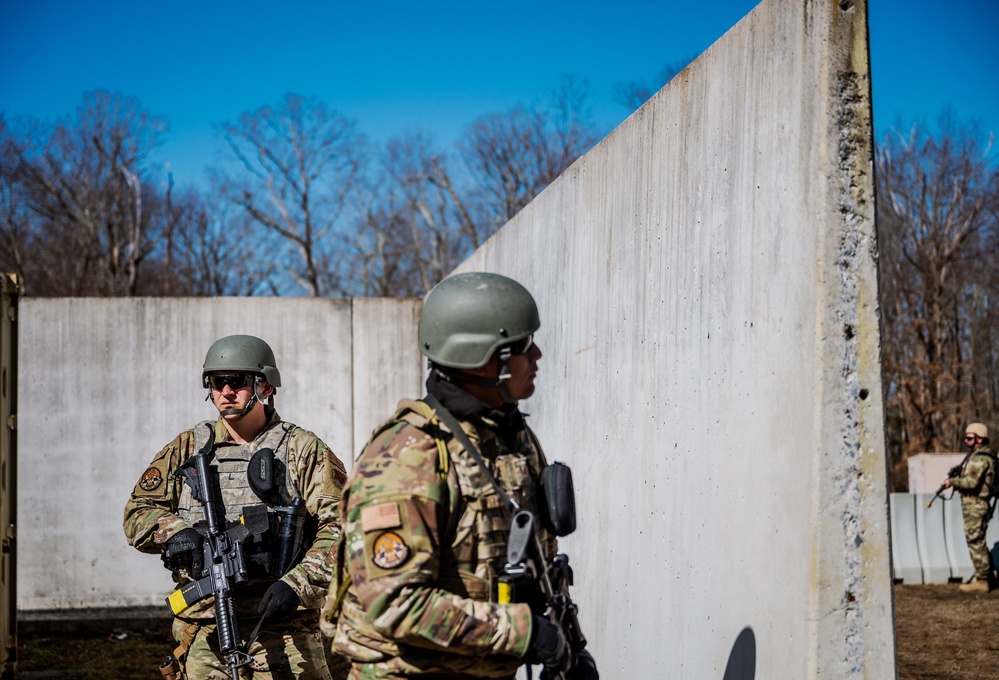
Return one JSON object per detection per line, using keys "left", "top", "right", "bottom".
{"left": 160, "top": 654, "right": 182, "bottom": 680}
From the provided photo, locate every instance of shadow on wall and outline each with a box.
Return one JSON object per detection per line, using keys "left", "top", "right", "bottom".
{"left": 722, "top": 627, "right": 756, "bottom": 680}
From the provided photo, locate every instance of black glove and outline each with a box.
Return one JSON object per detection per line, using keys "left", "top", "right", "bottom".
{"left": 567, "top": 648, "right": 599, "bottom": 680}
{"left": 257, "top": 580, "right": 301, "bottom": 623}
{"left": 527, "top": 615, "right": 568, "bottom": 672}
{"left": 162, "top": 528, "right": 204, "bottom": 575}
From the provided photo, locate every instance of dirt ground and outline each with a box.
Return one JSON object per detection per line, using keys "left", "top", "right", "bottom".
{"left": 14, "top": 584, "right": 999, "bottom": 678}
{"left": 894, "top": 583, "right": 999, "bottom": 679}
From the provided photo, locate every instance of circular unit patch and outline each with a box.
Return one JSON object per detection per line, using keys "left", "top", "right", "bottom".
{"left": 372, "top": 531, "right": 410, "bottom": 569}
{"left": 139, "top": 466, "right": 164, "bottom": 491}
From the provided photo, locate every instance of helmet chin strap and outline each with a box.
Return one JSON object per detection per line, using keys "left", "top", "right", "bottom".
{"left": 216, "top": 377, "right": 265, "bottom": 420}
{"left": 437, "top": 346, "right": 517, "bottom": 404}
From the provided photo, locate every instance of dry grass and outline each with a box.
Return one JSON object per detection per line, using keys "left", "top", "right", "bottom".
{"left": 894, "top": 583, "right": 999, "bottom": 679}
{"left": 16, "top": 586, "right": 999, "bottom": 678}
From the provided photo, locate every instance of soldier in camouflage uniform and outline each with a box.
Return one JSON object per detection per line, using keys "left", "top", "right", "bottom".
{"left": 124, "top": 335, "right": 351, "bottom": 679}
{"left": 320, "top": 273, "right": 597, "bottom": 680}
{"left": 943, "top": 422, "right": 998, "bottom": 593}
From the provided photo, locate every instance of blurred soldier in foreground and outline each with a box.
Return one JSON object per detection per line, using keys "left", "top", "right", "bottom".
{"left": 321, "top": 272, "right": 597, "bottom": 679}
{"left": 124, "top": 334, "right": 350, "bottom": 679}
{"left": 942, "top": 422, "right": 998, "bottom": 593}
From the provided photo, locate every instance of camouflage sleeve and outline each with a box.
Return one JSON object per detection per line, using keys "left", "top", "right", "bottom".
{"left": 951, "top": 453, "right": 991, "bottom": 492}
{"left": 344, "top": 421, "right": 533, "bottom": 659}
{"left": 281, "top": 427, "right": 349, "bottom": 609}
{"left": 122, "top": 430, "right": 195, "bottom": 552}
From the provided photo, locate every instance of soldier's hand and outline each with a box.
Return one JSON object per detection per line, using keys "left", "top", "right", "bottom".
{"left": 567, "top": 647, "right": 599, "bottom": 680}
{"left": 162, "top": 528, "right": 204, "bottom": 575}
{"left": 527, "top": 615, "right": 568, "bottom": 673}
{"left": 258, "top": 580, "right": 301, "bottom": 623}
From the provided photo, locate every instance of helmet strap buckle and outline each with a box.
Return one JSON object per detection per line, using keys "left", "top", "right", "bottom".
{"left": 497, "top": 346, "right": 512, "bottom": 382}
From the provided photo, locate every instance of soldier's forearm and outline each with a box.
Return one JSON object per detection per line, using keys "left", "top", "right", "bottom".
{"left": 364, "top": 582, "right": 532, "bottom": 658}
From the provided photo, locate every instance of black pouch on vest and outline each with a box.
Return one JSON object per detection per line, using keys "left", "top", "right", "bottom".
{"left": 539, "top": 461, "right": 576, "bottom": 537}
{"left": 248, "top": 448, "right": 278, "bottom": 502}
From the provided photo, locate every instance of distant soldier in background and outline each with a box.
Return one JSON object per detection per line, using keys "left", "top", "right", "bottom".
{"left": 124, "top": 334, "right": 350, "bottom": 679}
{"left": 320, "top": 272, "right": 597, "bottom": 679}
{"left": 943, "top": 422, "right": 998, "bottom": 593}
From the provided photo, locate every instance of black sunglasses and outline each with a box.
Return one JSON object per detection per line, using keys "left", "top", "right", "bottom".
{"left": 207, "top": 373, "right": 255, "bottom": 391}
{"left": 506, "top": 334, "right": 534, "bottom": 355}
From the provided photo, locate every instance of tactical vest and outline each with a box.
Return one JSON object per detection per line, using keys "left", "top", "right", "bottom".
{"left": 961, "top": 447, "right": 999, "bottom": 500}
{"left": 176, "top": 419, "right": 300, "bottom": 581}
{"left": 326, "top": 401, "right": 556, "bottom": 676}
{"left": 395, "top": 401, "right": 553, "bottom": 596}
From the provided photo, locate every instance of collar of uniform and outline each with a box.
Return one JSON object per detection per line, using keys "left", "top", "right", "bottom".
{"left": 212, "top": 406, "right": 281, "bottom": 444}
{"left": 425, "top": 372, "right": 526, "bottom": 434}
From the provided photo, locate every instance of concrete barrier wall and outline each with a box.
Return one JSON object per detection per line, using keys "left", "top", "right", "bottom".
{"left": 17, "top": 297, "right": 422, "bottom": 610}
{"left": 459, "top": 0, "right": 892, "bottom": 676}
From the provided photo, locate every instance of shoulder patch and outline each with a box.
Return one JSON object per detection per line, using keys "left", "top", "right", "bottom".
{"left": 138, "top": 466, "right": 164, "bottom": 492}
{"left": 361, "top": 502, "right": 401, "bottom": 532}
{"left": 371, "top": 531, "right": 410, "bottom": 569}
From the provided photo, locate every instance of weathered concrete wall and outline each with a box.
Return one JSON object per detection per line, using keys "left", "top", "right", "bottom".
{"left": 462, "top": 0, "right": 893, "bottom": 676}
{"left": 16, "top": 298, "right": 422, "bottom": 610}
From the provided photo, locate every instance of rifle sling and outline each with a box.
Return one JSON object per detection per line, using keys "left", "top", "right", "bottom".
{"left": 421, "top": 395, "right": 519, "bottom": 512}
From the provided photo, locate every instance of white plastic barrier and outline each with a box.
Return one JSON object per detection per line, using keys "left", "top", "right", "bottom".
{"left": 915, "top": 493, "right": 954, "bottom": 583}
{"left": 889, "top": 492, "right": 999, "bottom": 584}
{"left": 889, "top": 493, "right": 922, "bottom": 584}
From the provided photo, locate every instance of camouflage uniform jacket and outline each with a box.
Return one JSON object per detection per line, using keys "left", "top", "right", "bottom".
{"left": 950, "top": 445, "right": 998, "bottom": 499}
{"left": 323, "top": 393, "right": 556, "bottom": 679}
{"left": 123, "top": 409, "right": 348, "bottom": 617}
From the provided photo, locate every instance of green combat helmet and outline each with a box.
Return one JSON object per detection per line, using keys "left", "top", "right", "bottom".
{"left": 202, "top": 334, "right": 281, "bottom": 418}
{"left": 419, "top": 272, "right": 539, "bottom": 402}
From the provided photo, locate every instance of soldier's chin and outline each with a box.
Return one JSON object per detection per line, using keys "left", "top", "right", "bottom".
{"left": 219, "top": 408, "right": 243, "bottom": 417}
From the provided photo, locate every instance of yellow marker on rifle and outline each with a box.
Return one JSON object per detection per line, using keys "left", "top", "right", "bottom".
{"left": 497, "top": 581, "right": 512, "bottom": 605}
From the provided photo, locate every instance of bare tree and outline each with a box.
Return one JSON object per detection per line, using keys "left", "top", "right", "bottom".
{"left": 217, "top": 94, "right": 364, "bottom": 296}
{"left": 0, "top": 116, "right": 29, "bottom": 283}
{"left": 2, "top": 91, "right": 168, "bottom": 296}
{"left": 458, "top": 75, "right": 601, "bottom": 234}
{"left": 614, "top": 56, "right": 696, "bottom": 111}
{"left": 337, "top": 132, "right": 466, "bottom": 296}
{"left": 459, "top": 76, "right": 598, "bottom": 232}
{"left": 160, "top": 188, "right": 280, "bottom": 296}
{"left": 877, "top": 113, "right": 999, "bottom": 488}
{"left": 338, "top": 77, "right": 601, "bottom": 297}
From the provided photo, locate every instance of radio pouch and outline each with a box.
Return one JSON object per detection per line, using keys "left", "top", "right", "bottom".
{"left": 539, "top": 462, "right": 576, "bottom": 537}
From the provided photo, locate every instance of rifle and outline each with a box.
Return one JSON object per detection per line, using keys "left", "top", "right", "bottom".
{"left": 162, "top": 429, "right": 312, "bottom": 678}
{"left": 501, "top": 509, "right": 588, "bottom": 680}
{"left": 926, "top": 461, "right": 966, "bottom": 509}
{"left": 165, "top": 433, "right": 252, "bottom": 679}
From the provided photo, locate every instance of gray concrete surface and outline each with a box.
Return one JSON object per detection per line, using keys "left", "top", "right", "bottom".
{"left": 16, "top": 298, "right": 421, "bottom": 611}
{"left": 461, "top": 0, "right": 892, "bottom": 676}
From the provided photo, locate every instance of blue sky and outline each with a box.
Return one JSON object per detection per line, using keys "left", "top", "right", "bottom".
{"left": 1, "top": 0, "right": 996, "bottom": 186}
